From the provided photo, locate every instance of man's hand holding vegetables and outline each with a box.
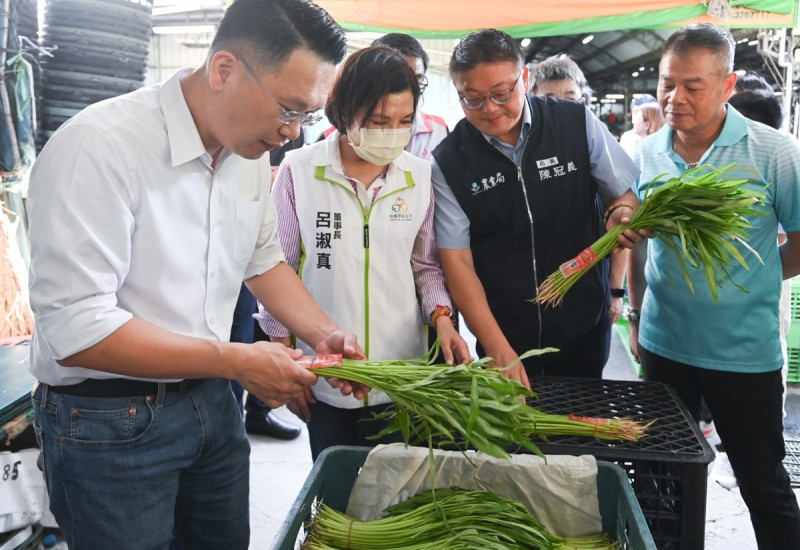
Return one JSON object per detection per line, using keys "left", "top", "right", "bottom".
{"left": 603, "top": 190, "right": 652, "bottom": 248}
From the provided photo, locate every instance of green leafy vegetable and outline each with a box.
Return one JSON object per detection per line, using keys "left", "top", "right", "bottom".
{"left": 303, "top": 488, "right": 619, "bottom": 549}
{"left": 535, "top": 164, "right": 766, "bottom": 307}
{"left": 311, "top": 346, "right": 651, "bottom": 460}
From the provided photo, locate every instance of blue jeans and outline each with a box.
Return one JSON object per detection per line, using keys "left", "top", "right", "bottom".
{"left": 32, "top": 378, "right": 250, "bottom": 550}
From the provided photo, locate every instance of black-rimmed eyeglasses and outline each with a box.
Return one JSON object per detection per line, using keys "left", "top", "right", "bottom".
{"left": 458, "top": 73, "right": 522, "bottom": 110}
{"left": 417, "top": 75, "right": 428, "bottom": 94}
{"left": 239, "top": 57, "right": 323, "bottom": 127}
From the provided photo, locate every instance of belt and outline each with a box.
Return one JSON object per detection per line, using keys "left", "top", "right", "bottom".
{"left": 48, "top": 378, "right": 205, "bottom": 398}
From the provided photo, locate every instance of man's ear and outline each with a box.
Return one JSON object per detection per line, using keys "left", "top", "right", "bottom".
{"left": 208, "top": 50, "right": 238, "bottom": 92}
{"left": 522, "top": 65, "right": 531, "bottom": 94}
{"left": 721, "top": 71, "right": 738, "bottom": 102}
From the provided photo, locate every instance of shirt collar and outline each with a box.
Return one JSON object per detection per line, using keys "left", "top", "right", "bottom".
{"left": 717, "top": 104, "right": 749, "bottom": 145}
{"left": 159, "top": 69, "right": 211, "bottom": 167}
{"left": 653, "top": 104, "right": 748, "bottom": 157}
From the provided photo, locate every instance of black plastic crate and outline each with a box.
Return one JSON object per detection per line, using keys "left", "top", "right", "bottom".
{"left": 523, "top": 376, "right": 715, "bottom": 550}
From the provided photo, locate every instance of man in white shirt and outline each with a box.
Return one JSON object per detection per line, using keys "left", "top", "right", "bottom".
{"left": 26, "top": 1, "right": 362, "bottom": 548}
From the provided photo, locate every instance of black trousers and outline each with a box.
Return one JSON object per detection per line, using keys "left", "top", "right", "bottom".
{"left": 306, "top": 399, "right": 404, "bottom": 462}
{"left": 640, "top": 346, "right": 800, "bottom": 550}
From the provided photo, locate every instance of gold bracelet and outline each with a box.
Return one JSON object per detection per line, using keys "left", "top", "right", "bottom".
{"left": 603, "top": 201, "right": 636, "bottom": 224}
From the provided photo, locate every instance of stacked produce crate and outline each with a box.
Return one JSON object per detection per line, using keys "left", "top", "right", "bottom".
{"left": 39, "top": 0, "right": 153, "bottom": 144}
{"left": 524, "top": 376, "right": 715, "bottom": 550}
{"left": 787, "top": 277, "right": 800, "bottom": 382}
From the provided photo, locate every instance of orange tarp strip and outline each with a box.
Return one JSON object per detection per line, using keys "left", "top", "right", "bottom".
{"left": 315, "top": 0, "right": 699, "bottom": 31}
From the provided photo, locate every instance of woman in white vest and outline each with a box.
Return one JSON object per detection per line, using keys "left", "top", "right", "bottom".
{"left": 258, "top": 46, "right": 469, "bottom": 460}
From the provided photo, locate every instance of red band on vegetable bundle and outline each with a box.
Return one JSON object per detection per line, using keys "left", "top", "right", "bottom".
{"left": 569, "top": 414, "right": 611, "bottom": 437}
{"left": 347, "top": 519, "right": 354, "bottom": 549}
{"left": 297, "top": 354, "right": 343, "bottom": 368}
{"left": 558, "top": 247, "right": 598, "bottom": 278}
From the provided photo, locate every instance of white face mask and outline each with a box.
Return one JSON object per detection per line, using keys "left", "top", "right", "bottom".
{"left": 347, "top": 127, "right": 411, "bottom": 166}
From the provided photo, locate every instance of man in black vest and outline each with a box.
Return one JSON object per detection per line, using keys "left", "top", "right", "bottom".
{"left": 432, "top": 29, "right": 646, "bottom": 387}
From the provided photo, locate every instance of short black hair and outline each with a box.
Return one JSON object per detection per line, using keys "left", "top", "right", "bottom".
{"left": 735, "top": 72, "right": 773, "bottom": 93}
{"left": 449, "top": 29, "right": 523, "bottom": 76}
{"left": 372, "top": 33, "right": 429, "bottom": 73}
{"left": 326, "top": 46, "right": 420, "bottom": 133}
{"left": 662, "top": 23, "right": 735, "bottom": 74}
{"left": 211, "top": 0, "right": 347, "bottom": 70}
{"left": 728, "top": 90, "right": 784, "bottom": 129}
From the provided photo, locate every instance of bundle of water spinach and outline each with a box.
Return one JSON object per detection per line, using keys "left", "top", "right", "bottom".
{"left": 535, "top": 164, "right": 766, "bottom": 307}
{"left": 302, "top": 488, "right": 618, "bottom": 550}
{"left": 310, "top": 347, "right": 650, "bottom": 460}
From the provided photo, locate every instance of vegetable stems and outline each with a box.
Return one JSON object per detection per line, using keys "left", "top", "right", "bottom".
{"left": 311, "top": 348, "right": 651, "bottom": 459}
{"left": 302, "top": 489, "right": 619, "bottom": 550}
{"left": 535, "top": 164, "right": 766, "bottom": 307}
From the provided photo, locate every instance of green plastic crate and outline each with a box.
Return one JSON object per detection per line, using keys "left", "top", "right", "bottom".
{"left": 788, "top": 278, "right": 800, "bottom": 382}
{"left": 271, "top": 446, "right": 657, "bottom": 550}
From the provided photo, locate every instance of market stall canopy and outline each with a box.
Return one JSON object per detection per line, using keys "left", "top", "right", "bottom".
{"left": 151, "top": 0, "right": 797, "bottom": 95}
{"left": 312, "top": 0, "right": 797, "bottom": 37}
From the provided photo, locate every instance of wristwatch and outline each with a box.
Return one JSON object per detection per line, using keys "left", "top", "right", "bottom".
{"left": 625, "top": 307, "right": 640, "bottom": 322}
{"left": 610, "top": 288, "right": 625, "bottom": 298}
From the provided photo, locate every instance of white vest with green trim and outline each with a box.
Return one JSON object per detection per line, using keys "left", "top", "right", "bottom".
{"left": 287, "top": 133, "right": 431, "bottom": 408}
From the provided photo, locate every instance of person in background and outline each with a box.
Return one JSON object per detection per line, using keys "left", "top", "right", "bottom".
{"left": 735, "top": 71, "right": 773, "bottom": 93}
{"left": 728, "top": 89, "right": 784, "bottom": 129}
{"left": 626, "top": 23, "right": 800, "bottom": 547}
{"left": 528, "top": 54, "right": 588, "bottom": 102}
{"left": 618, "top": 94, "right": 665, "bottom": 155}
{"left": 259, "top": 46, "right": 469, "bottom": 461}
{"left": 230, "top": 135, "right": 308, "bottom": 441}
{"left": 432, "top": 29, "right": 645, "bottom": 387}
{"left": 25, "top": 1, "right": 365, "bottom": 548}
{"left": 528, "top": 53, "right": 629, "bottom": 327}
{"left": 371, "top": 33, "right": 449, "bottom": 161}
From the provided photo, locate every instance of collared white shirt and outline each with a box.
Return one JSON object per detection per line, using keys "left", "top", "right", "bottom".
{"left": 27, "top": 69, "right": 284, "bottom": 385}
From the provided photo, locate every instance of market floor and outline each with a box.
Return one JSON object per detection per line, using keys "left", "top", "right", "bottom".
{"left": 249, "top": 328, "right": 800, "bottom": 550}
